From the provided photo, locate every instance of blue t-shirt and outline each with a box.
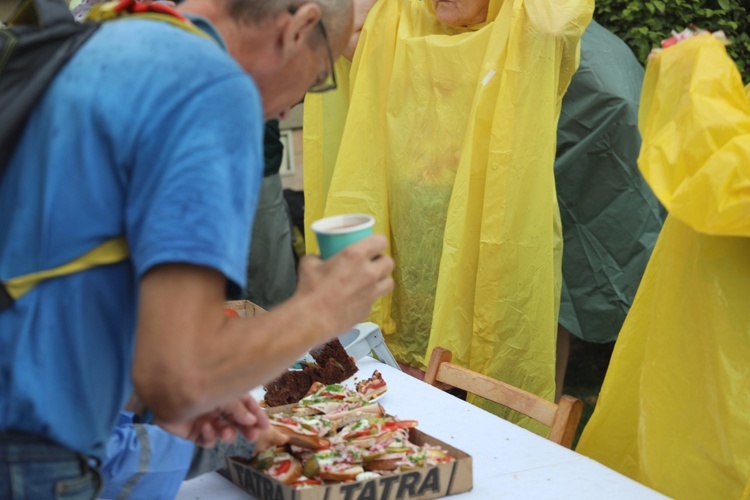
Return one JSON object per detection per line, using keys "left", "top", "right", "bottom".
{"left": 0, "top": 18, "right": 264, "bottom": 459}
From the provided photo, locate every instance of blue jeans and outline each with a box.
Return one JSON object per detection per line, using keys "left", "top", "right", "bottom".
{"left": 0, "top": 431, "right": 103, "bottom": 499}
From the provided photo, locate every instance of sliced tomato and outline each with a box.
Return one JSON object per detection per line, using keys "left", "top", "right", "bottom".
{"left": 320, "top": 392, "right": 346, "bottom": 400}
{"left": 224, "top": 308, "right": 240, "bottom": 318}
{"left": 344, "top": 428, "right": 375, "bottom": 440}
{"left": 272, "top": 459, "right": 292, "bottom": 475}
{"left": 383, "top": 420, "right": 418, "bottom": 431}
{"left": 292, "top": 478, "right": 323, "bottom": 489}
{"left": 367, "top": 380, "right": 387, "bottom": 390}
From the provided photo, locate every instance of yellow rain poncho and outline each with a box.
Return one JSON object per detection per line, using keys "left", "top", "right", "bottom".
{"left": 577, "top": 35, "right": 750, "bottom": 499}
{"left": 304, "top": 0, "right": 593, "bottom": 427}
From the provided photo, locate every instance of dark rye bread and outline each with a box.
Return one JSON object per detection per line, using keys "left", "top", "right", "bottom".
{"left": 309, "top": 338, "right": 359, "bottom": 382}
{"left": 263, "top": 338, "right": 359, "bottom": 407}
{"left": 263, "top": 370, "right": 314, "bottom": 407}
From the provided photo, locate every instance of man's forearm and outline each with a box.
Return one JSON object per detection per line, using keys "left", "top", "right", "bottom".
{"left": 133, "top": 286, "right": 330, "bottom": 422}
{"left": 132, "top": 236, "right": 393, "bottom": 423}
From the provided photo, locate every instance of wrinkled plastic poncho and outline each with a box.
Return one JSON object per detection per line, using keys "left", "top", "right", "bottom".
{"left": 304, "top": 0, "right": 593, "bottom": 427}
{"left": 577, "top": 35, "right": 750, "bottom": 500}
{"left": 556, "top": 21, "right": 664, "bottom": 343}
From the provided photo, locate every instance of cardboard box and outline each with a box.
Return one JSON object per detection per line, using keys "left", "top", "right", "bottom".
{"left": 226, "top": 299, "right": 266, "bottom": 318}
{"left": 221, "top": 300, "right": 472, "bottom": 498}
{"left": 224, "top": 428, "right": 472, "bottom": 500}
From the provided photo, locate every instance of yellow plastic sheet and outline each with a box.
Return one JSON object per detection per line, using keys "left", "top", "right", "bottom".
{"left": 577, "top": 35, "right": 750, "bottom": 499}
{"left": 303, "top": 56, "right": 352, "bottom": 251}
{"left": 304, "top": 0, "right": 593, "bottom": 429}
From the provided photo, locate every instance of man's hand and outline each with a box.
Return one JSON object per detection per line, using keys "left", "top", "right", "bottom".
{"left": 296, "top": 234, "right": 394, "bottom": 337}
{"left": 158, "top": 395, "right": 269, "bottom": 448}
{"left": 253, "top": 427, "right": 289, "bottom": 456}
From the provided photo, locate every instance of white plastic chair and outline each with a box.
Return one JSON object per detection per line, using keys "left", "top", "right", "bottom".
{"left": 339, "top": 322, "right": 401, "bottom": 370}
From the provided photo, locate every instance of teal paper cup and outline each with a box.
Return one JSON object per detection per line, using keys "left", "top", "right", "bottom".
{"left": 311, "top": 214, "right": 375, "bottom": 259}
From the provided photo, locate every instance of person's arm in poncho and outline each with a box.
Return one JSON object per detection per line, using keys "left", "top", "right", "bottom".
{"left": 638, "top": 34, "right": 750, "bottom": 237}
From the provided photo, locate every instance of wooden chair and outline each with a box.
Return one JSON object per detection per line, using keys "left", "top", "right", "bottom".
{"left": 424, "top": 347, "right": 583, "bottom": 449}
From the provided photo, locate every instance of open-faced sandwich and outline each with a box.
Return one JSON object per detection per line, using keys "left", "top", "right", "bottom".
{"left": 254, "top": 382, "right": 453, "bottom": 490}
{"left": 250, "top": 449, "right": 303, "bottom": 485}
{"left": 355, "top": 370, "right": 388, "bottom": 401}
{"left": 292, "top": 381, "right": 384, "bottom": 418}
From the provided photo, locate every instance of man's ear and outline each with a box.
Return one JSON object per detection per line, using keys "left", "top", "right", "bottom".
{"left": 280, "top": 3, "right": 322, "bottom": 59}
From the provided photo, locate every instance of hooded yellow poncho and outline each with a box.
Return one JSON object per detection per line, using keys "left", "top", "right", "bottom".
{"left": 577, "top": 35, "right": 750, "bottom": 499}
{"left": 304, "top": 0, "right": 593, "bottom": 427}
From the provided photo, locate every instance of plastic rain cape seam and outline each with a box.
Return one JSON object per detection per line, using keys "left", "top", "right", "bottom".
{"left": 303, "top": 0, "right": 593, "bottom": 430}
{"left": 576, "top": 35, "right": 750, "bottom": 499}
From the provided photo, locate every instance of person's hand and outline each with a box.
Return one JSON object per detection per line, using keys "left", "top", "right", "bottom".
{"left": 296, "top": 234, "right": 394, "bottom": 337}
{"left": 648, "top": 26, "right": 727, "bottom": 61}
{"left": 158, "top": 394, "right": 269, "bottom": 448}
{"left": 343, "top": 0, "right": 379, "bottom": 60}
{"left": 252, "top": 426, "right": 290, "bottom": 456}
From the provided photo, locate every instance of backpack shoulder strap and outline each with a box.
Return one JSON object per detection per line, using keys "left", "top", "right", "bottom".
{"left": 0, "top": 237, "right": 129, "bottom": 311}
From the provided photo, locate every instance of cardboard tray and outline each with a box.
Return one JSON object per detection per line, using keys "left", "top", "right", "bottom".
{"left": 222, "top": 300, "right": 472, "bottom": 498}
{"left": 224, "top": 428, "right": 472, "bottom": 500}
{"left": 226, "top": 299, "right": 266, "bottom": 317}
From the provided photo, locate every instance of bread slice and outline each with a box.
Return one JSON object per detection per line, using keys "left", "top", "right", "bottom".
{"left": 273, "top": 426, "right": 331, "bottom": 451}
{"left": 319, "top": 465, "right": 365, "bottom": 482}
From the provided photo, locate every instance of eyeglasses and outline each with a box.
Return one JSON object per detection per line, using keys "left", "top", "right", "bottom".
{"left": 288, "top": 6, "right": 337, "bottom": 93}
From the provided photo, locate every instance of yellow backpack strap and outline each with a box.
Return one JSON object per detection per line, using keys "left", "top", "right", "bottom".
{"left": 0, "top": 237, "right": 129, "bottom": 309}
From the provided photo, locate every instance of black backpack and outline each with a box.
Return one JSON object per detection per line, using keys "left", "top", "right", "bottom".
{"left": 0, "top": 0, "right": 100, "bottom": 176}
{"left": 0, "top": 0, "right": 101, "bottom": 311}
{"left": 0, "top": 0, "right": 214, "bottom": 312}
{"left": 0, "top": 0, "right": 211, "bottom": 180}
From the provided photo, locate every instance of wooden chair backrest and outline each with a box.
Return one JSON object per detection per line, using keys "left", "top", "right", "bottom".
{"left": 424, "top": 347, "right": 583, "bottom": 448}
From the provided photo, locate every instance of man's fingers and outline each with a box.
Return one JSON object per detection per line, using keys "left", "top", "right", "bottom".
{"left": 204, "top": 395, "right": 269, "bottom": 445}
{"left": 219, "top": 424, "right": 238, "bottom": 445}
{"left": 269, "top": 427, "right": 289, "bottom": 447}
{"left": 245, "top": 396, "right": 269, "bottom": 430}
{"left": 236, "top": 424, "right": 260, "bottom": 443}
{"left": 206, "top": 418, "right": 237, "bottom": 445}
{"left": 375, "top": 275, "right": 395, "bottom": 296}
{"left": 370, "top": 252, "right": 395, "bottom": 279}
{"left": 330, "top": 235, "right": 393, "bottom": 280}
{"left": 342, "top": 234, "right": 388, "bottom": 260}
{"left": 199, "top": 420, "right": 218, "bottom": 447}
{"left": 222, "top": 399, "right": 259, "bottom": 428}
{"left": 253, "top": 427, "right": 289, "bottom": 454}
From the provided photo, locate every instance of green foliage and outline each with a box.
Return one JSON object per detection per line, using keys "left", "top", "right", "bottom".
{"left": 594, "top": 0, "right": 750, "bottom": 82}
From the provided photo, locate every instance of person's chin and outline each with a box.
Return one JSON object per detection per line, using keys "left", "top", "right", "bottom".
{"left": 435, "top": 6, "right": 461, "bottom": 27}
{"left": 436, "top": 13, "right": 460, "bottom": 27}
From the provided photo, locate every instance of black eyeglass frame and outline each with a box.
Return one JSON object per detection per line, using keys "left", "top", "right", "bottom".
{"left": 288, "top": 5, "right": 337, "bottom": 93}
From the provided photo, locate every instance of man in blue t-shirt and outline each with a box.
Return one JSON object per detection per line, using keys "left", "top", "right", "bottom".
{"left": 0, "top": 0, "right": 394, "bottom": 497}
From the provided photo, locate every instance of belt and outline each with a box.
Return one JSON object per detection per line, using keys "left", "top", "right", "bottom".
{"left": 0, "top": 430, "right": 101, "bottom": 468}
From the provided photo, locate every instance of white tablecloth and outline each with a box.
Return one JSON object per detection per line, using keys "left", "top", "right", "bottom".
{"left": 177, "top": 357, "right": 666, "bottom": 499}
